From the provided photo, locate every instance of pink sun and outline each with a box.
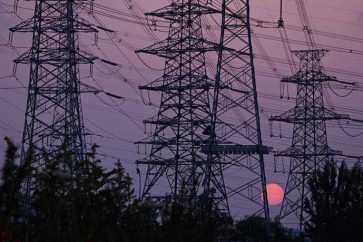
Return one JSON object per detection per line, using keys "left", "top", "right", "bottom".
{"left": 262, "top": 183, "right": 284, "bottom": 206}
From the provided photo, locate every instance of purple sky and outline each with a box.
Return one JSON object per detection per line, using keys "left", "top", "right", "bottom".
{"left": 1, "top": 0, "right": 363, "bottom": 225}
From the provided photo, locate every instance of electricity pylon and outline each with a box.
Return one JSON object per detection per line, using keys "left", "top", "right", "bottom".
{"left": 270, "top": 49, "right": 350, "bottom": 229}
{"left": 10, "top": 0, "right": 97, "bottom": 234}
{"left": 135, "top": 0, "right": 226, "bottom": 217}
{"left": 136, "top": 0, "right": 270, "bottom": 224}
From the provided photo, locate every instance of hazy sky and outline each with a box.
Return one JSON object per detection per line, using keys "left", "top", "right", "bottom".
{"left": 0, "top": 0, "right": 363, "bottom": 224}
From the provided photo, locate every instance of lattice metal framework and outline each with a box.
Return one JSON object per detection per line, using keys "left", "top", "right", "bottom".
{"left": 10, "top": 0, "right": 97, "bottom": 227}
{"left": 136, "top": 0, "right": 225, "bottom": 216}
{"left": 136, "top": 0, "right": 270, "bottom": 222}
{"left": 270, "top": 49, "right": 349, "bottom": 229}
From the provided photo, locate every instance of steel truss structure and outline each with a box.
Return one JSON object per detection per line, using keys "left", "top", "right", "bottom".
{"left": 136, "top": 0, "right": 270, "bottom": 223}
{"left": 270, "top": 49, "right": 350, "bottom": 229}
{"left": 10, "top": 0, "right": 97, "bottom": 232}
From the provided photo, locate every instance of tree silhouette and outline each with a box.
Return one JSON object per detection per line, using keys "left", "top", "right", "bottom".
{"left": 27, "top": 144, "right": 138, "bottom": 241}
{"left": 0, "top": 140, "right": 143, "bottom": 242}
{"left": 0, "top": 137, "right": 24, "bottom": 242}
{"left": 304, "top": 160, "right": 363, "bottom": 242}
{"left": 232, "top": 215, "right": 303, "bottom": 242}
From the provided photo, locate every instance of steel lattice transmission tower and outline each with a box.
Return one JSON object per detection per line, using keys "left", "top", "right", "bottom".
{"left": 10, "top": 0, "right": 97, "bottom": 223}
{"left": 270, "top": 49, "right": 350, "bottom": 229}
{"left": 136, "top": 0, "right": 270, "bottom": 222}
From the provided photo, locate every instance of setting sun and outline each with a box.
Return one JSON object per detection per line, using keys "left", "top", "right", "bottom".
{"left": 263, "top": 183, "right": 284, "bottom": 206}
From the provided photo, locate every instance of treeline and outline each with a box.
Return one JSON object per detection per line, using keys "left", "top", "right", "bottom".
{"left": 0, "top": 138, "right": 145, "bottom": 241}
{"left": 0, "top": 137, "right": 362, "bottom": 242}
{"left": 0, "top": 137, "right": 298, "bottom": 242}
{"left": 0, "top": 137, "right": 228, "bottom": 242}
{"left": 304, "top": 160, "right": 363, "bottom": 242}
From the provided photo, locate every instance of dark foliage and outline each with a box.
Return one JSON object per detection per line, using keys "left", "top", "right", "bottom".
{"left": 0, "top": 140, "right": 144, "bottom": 242}
{"left": 0, "top": 137, "right": 25, "bottom": 242}
{"left": 158, "top": 194, "right": 223, "bottom": 242}
{"left": 27, "top": 144, "right": 138, "bottom": 242}
{"left": 231, "top": 215, "right": 303, "bottom": 242}
{"left": 1, "top": 138, "right": 306, "bottom": 242}
{"left": 304, "top": 160, "right": 363, "bottom": 242}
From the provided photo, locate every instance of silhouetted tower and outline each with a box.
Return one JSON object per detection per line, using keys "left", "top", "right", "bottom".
{"left": 204, "top": 0, "right": 270, "bottom": 221}
{"left": 136, "top": 0, "right": 225, "bottom": 216}
{"left": 136, "top": 0, "right": 270, "bottom": 222}
{"left": 270, "top": 49, "right": 349, "bottom": 229}
{"left": 10, "top": 0, "right": 97, "bottom": 231}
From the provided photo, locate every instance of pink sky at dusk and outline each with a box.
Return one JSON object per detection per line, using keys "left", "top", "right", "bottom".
{"left": 0, "top": 0, "right": 363, "bottom": 226}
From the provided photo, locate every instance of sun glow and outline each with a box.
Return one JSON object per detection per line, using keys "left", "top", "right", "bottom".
{"left": 262, "top": 183, "right": 284, "bottom": 206}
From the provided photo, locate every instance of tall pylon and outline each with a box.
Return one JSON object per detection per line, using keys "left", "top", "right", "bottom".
{"left": 136, "top": 0, "right": 270, "bottom": 223}
{"left": 10, "top": 0, "right": 97, "bottom": 230}
{"left": 207, "top": 0, "right": 270, "bottom": 221}
{"left": 270, "top": 49, "right": 350, "bottom": 229}
{"left": 135, "top": 0, "right": 226, "bottom": 217}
